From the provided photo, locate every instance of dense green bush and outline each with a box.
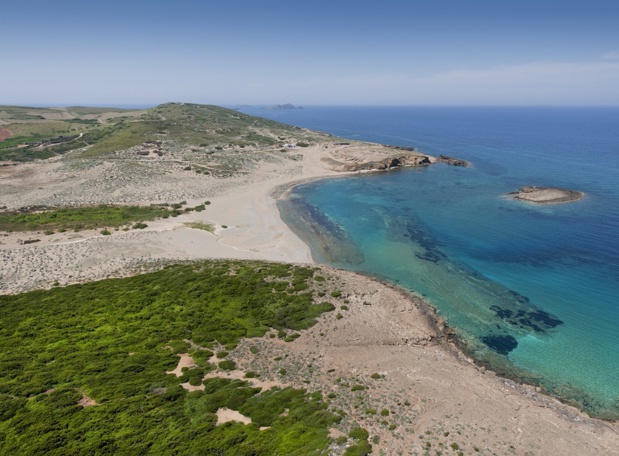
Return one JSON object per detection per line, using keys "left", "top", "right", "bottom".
{"left": 218, "top": 360, "right": 237, "bottom": 371}
{"left": 345, "top": 427, "right": 372, "bottom": 456}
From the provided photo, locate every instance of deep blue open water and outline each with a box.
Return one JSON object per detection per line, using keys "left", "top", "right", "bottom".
{"left": 240, "top": 106, "right": 619, "bottom": 419}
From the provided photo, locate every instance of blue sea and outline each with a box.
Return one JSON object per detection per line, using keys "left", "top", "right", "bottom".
{"left": 239, "top": 106, "right": 619, "bottom": 419}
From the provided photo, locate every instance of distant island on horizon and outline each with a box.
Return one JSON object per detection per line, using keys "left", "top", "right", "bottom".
{"left": 263, "top": 103, "right": 303, "bottom": 110}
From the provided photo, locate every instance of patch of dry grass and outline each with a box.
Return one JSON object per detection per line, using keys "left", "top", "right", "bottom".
{"left": 185, "top": 221, "right": 215, "bottom": 233}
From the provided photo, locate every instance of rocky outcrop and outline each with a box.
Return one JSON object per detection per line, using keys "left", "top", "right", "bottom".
{"left": 320, "top": 142, "right": 468, "bottom": 173}
{"left": 437, "top": 155, "right": 469, "bottom": 167}
{"left": 339, "top": 153, "right": 434, "bottom": 172}
{"left": 383, "top": 144, "right": 417, "bottom": 152}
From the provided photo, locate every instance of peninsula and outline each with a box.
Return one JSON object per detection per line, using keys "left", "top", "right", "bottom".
{"left": 0, "top": 103, "right": 616, "bottom": 455}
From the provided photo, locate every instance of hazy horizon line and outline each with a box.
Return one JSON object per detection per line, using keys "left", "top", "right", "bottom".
{"left": 3, "top": 102, "right": 619, "bottom": 110}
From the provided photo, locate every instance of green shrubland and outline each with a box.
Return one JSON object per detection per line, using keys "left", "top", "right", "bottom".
{"left": 0, "top": 203, "right": 206, "bottom": 232}
{"left": 0, "top": 260, "right": 339, "bottom": 454}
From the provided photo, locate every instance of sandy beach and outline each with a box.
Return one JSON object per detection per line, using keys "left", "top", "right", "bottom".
{"left": 0, "top": 142, "right": 338, "bottom": 293}
{"left": 1, "top": 141, "right": 618, "bottom": 454}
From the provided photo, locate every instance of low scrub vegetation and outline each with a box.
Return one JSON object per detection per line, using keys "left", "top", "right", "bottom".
{"left": 0, "top": 204, "right": 183, "bottom": 232}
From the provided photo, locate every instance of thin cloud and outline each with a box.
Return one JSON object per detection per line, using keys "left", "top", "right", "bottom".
{"left": 286, "top": 60, "right": 619, "bottom": 105}
{"left": 602, "top": 50, "right": 619, "bottom": 60}
{"left": 415, "top": 61, "right": 619, "bottom": 85}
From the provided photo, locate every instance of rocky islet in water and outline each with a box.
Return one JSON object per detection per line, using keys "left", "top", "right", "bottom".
{"left": 508, "top": 186, "right": 584, "bottom": 204}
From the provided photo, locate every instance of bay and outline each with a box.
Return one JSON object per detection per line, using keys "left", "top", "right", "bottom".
{"left": 240, "top": 106, "right": 619, "bottom": 418}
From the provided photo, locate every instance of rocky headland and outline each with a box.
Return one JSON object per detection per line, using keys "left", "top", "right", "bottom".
{"left": 317, "top": 143, "right": 468, "bottom": 172}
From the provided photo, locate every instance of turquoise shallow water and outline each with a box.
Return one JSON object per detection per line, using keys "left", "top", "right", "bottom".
{"left": 241, "top": 106, "right": 619, "bottom": 418}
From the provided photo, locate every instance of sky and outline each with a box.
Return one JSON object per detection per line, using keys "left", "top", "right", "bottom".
{"left": 2, "top": 0, "right": 619, "bottom": 106}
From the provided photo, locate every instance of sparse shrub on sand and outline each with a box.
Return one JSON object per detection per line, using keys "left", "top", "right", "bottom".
{"left": 284, "top": 333, "right": 301, "bottom": 342}
{"left": 185, "top": 222, "right": 215, "bottom": 233}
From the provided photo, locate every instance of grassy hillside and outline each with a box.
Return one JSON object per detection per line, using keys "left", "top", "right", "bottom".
{"left": 79, "top": 102, "right": 308, "bottom": 158}
{"left": 0, "top": 103, "right": 319, "bottom": 162}
{"left": 0, "top": 105, "right": 138, "bottom": 161}
{"left": 0, "top": 260, "right": 364, "bottom": 455}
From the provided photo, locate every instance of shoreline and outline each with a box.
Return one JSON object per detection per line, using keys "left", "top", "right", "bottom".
{"left": 276, "top": 194, "right": 619, "bottom": 422}
{"left": 270, "top": 170, "right": 619, "bottom": 423}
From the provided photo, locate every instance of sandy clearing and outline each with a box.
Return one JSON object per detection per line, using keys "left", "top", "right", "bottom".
{"left": 203, "top": 369, "right": 283, "bottom": 391}
{"left": 166, "top": 353, "right": 196, "bottom": 377}
{"left": 215, "top": 408, "right": 252, "bottom": 426}
{"left": 78, "top": 390, "right": 97, "bottom": 407}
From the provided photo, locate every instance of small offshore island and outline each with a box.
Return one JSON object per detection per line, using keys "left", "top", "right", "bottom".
{"left": 0, "top": 103, "right": 616, "bottom": 455}
{"left": 509, "top": 186, "right": 584, "bottom": 205}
